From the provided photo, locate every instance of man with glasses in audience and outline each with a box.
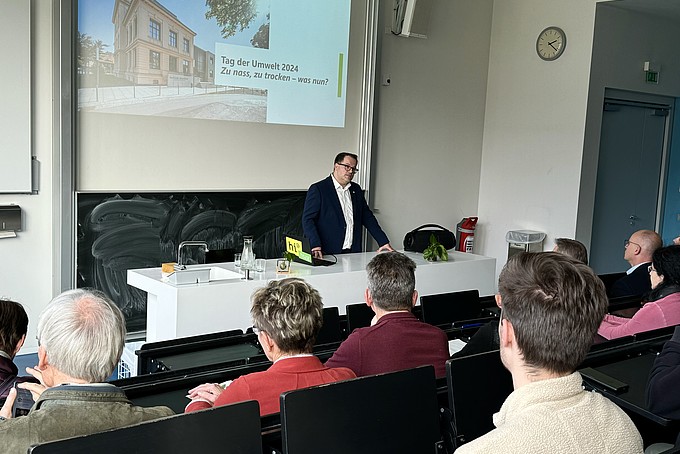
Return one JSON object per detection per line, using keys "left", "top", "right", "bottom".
{"left": 302, "top": 152, "right": 393, "bottom": 258}
{"left": 610, "top": 230, "right": 662, "bottom": 298}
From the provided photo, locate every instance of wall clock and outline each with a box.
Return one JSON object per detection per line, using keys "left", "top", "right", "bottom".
{"left": 536, "top": 26, "right": 566, "bottom": 61}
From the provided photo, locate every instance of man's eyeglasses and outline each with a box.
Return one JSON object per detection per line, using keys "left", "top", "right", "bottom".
{"left": 624, "top": 239, "right": 641, "bottom": 249}
{"left": 336, "top": 162, "right": 358, "bottom": 173}
{"left": 252, "top": 326, "right": 263, "bottom": 335}
{"left": 648, "top": 265, "right": 657, "bottom": 274}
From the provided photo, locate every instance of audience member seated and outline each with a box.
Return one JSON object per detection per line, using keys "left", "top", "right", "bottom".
{"left": 0, "top": 299, "right": 38, "bottom": 403}
{"left": 610, "top": 229, "right": 662, "bottom": 298}
{"left": 599, "top": 245, "right": 680, "bottom": 340}
{"left": 0, "top": 289, "right": 173, "bottom": 454}
{"left": 324, "top": 252, "right": 449, "bottom": 377}
{"left": 647, "top": 325, "right": 680, "bottom": 419}
{"left": 185, "top": 278, "right": 355, "bottom": 416}
{"left": 453, "top": 239, "right": 589, "bottom": 359}
{"left": 553, "top": 237, "right": 588, "bottom": 264}
{"left": 455, "top": 252, "right": 642, "bottom": 453}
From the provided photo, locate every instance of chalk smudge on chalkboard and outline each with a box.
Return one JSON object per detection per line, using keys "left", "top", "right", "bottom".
{"left": 78, "top": 192, "right": 305, "bottom": 332}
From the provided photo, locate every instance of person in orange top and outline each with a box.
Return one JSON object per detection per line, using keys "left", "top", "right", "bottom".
{"left": 185, "top": 278, "right": 355, "bottom": 416}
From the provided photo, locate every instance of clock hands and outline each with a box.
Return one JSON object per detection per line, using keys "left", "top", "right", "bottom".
{"left": 537, "top": 28, "right": 565, "bottom": 60}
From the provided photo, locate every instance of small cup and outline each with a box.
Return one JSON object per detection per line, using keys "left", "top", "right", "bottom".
{"left": 234, "top": 253, "right": 242, "bottom": 268}
{"left": 255, "top": 258, "right": 266, "bottom": 273}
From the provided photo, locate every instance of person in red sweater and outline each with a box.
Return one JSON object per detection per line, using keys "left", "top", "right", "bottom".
{"left": 325, "top": 252, "right": 450, "bottom": 378}
{"left": 185, "top": 278, "right": 355, "bottom": 416}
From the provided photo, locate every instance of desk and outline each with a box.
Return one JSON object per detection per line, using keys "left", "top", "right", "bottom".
{"left": 128, "top": 251, "right": 496, "bottom": 342}
{"left": 581, "top": 352, "right": 672, "bottom": 426}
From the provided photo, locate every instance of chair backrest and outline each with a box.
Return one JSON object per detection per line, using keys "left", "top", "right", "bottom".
{"left": 446, "top": 351, "right": 513, "bottom": 447}
{"left": 316, "top": 306, "right": 343, "bottom": 345}
{"left": 136, "top": 329, "right": 251, "bottom": 374}
{"left": 607, "top": 294, "right": 643, "bottom": 313}
{"left": 280, "top": 366, "right": 441, "bottom": 454}
{"left": 420, "top": 289, "right": 481, "bottom": 327}
{"left": 345, "top": 302, "right": 374, "bottom": 333}
{"left": 598, "top": 272, "right": 627, "bottom": 294}
{"left": 28, "top": 400, "right": 262, "bottom": 453}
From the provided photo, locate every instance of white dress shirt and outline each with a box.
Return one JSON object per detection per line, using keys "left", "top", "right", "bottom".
{"left": 331, "top": 174, "right": 354, "bottom": 250}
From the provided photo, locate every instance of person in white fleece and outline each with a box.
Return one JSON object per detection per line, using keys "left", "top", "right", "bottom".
{"left": 456, "top": 252, "right": 643, "bottom": 454}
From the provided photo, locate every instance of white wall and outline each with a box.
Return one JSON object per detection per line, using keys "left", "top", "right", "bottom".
{"left": 372, "top": 0, "right": 493, "bottom": 247}
{"left": 0, "top": 0, "right": 54, "bottom": 353}
{"left": 476, "top": 0, "right": 600, "bottom": 278}
{"left": 577, "top": 4, "right": 680, "bottom": 246}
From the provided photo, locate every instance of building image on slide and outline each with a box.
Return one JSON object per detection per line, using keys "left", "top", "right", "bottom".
{"left": 77, "top": 0, "right": 349, "bottom": 127}
{"left": 77, "top": 0, "right": 270, "bottom": 122}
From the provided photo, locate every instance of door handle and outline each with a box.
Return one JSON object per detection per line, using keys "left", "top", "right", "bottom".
{"left": 629, "top": 215, "right": 639, "bottom": 220}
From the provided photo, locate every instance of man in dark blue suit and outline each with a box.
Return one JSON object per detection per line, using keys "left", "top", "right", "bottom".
{"left": 610, "top": 229, "right": 662, "bottom": 298}
{"left": 302, "top": 153, "right": 393, "bottom": 257}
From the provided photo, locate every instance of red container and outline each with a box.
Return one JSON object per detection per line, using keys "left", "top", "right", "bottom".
{"left": 456, "top": 217, "right": 478, "bottom": 253}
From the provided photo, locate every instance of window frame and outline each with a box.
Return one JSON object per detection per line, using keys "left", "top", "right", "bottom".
{"left": 149, "top": 50, "right": 160, "bottom": 69}
{"left": 149, "top": 18, "right": 160, "bottom": 41}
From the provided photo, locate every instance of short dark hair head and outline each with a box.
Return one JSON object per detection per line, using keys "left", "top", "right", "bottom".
{"left": 334, "top": 152, "right": 358, "bottom": 165}
{"left": 0, "top": 299, "right": 28, "bottom": 356}
{"left": 554, "top": 238, "right": 588, "bottom": 264}
{"left": 498, "top": 252, "right": 607, "bottom": 375}
{"left": 251, "top": 278, "right": 324, "bottom": 354}
{"left": 652, "top": 245, "right": 680, "bottom": 287}
{"left": 366, "top": 252, "right": 416, "bottom": 311}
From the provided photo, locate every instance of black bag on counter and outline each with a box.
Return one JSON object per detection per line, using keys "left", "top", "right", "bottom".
{"left": 403, "top": 224, "right": 456, "bottom": 253}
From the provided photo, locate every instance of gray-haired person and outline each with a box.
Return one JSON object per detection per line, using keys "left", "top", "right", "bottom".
{"left": 0, "top": 289, "right": 173, "bottom": 453}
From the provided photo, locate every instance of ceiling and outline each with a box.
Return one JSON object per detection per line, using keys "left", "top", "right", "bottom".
{"left": 608, "top": 0, "right": 680, "bottom": 20}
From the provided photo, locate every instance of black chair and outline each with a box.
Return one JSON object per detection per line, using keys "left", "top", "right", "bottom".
{"left": 607, "top": 294, "right": 643, "bottom": 313}
{"left": 315, "top": 306, "right": 343, "bottom": 346}
{"left": 279, "top": 366, "right": 442, "bottom": 454}
{"left": 345, "top": 302, "right": 374, "bottom": 333}
{"left": 28, "top": 400, "right": 262, "bottom": 453}
{"left": 598, "top": 271, "right": 627, "bottom": 295}
{"left": 478, "top": 294, "right": 497, "bottom": 309}
{"left": 420, "top": 289, "right": 481, "bottom": 327}
{"left": 136, "top": 330, "right": 261, "bottom": 375}
{"left": 445, "top": 350, "right": 513, "bottom": 449}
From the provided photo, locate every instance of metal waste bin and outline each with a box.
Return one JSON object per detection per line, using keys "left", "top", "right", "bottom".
{"left": 506, "top": 230, "right": 546, "bottom": 259}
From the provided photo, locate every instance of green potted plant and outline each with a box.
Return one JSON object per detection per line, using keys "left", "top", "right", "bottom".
{"left": 423, "top": 234, "right": 449, "bottom": 262}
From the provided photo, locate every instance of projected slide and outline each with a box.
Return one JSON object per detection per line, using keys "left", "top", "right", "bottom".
{"left": 77, "top": 0, "right": 351, "bottom": 127}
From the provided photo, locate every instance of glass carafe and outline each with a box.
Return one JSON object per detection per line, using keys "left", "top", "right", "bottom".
{"left": 241, "top": 236, "right": 255, "bottom": 278}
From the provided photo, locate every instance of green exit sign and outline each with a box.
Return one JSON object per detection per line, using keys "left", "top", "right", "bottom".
{"left": 646, "top": 71, "right": 659, "bottom": 84}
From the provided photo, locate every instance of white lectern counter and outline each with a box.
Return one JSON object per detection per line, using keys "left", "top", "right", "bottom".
{"left": 128, "top": 251, "right": 496, "bottom": 343}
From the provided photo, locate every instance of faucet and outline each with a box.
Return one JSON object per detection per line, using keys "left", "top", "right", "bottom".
{"left": 176, "top": 241, "right": 209, "bottom": 270}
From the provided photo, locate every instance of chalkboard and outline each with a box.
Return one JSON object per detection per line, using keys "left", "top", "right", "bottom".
{"left": 77, "top": 192, "right": 306, "bottom": 332}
